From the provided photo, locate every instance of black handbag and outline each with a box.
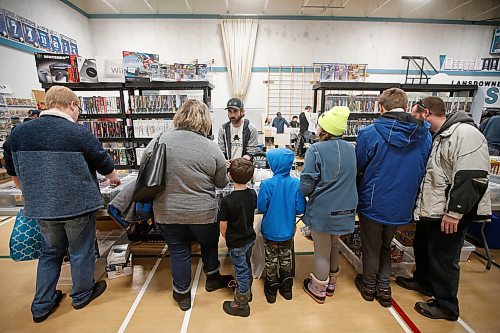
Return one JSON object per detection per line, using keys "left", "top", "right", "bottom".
{"left": 132, "top": 133, "right": 166, "bottom": 202}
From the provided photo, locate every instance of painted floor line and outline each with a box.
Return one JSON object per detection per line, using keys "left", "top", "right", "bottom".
{"left": 180, "top": 260, "right": 203, "bottom": 333}
{"left": 388, "top": 304, "right": 414, "bottom": 333}
{"left": 117, "top": 244, "right": 168, "bottom": 333}
{"left": 457, "top": 317, "right": 476, "bottom": 333}
{"left": 390, "top": 298, "right": 421, "bottom": 333}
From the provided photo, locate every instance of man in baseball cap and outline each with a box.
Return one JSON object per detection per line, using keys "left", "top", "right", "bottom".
{"left": 218, "top": 97, "right": 258, "bottom": 167}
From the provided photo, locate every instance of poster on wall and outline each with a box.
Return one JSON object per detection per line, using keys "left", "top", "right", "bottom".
{"left": 0, "top": 10, "right": 7, "bottom": 37}
{"left": 122, "top": 51, "right": 159, "bottom": 82}
{"left": 49, "top": 30, "right": 62, "bottom": 53}
{"left": 60, "top": 34, "right": 70, "bottom": 54}
{"left": 4, "top": 10, "right": 23, "bottom": 42}
{"left": 69, "top": 38, "right": 78, "bottom": 55}
{"left": 36, "top": 26, "right": 51, "bottom": 51}
{"left": 21, "top": 18, "right": 39, "bottom": 47}
{"left": 490, "top": 28, "right": 500, "bottom": 55}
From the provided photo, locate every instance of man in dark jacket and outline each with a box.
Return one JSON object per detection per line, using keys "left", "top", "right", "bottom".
{"left": 272, "top": 112, "right": 290, "bottom": 134}
{"left": 3, "top": 86, "right": 120, "bottom": 323}
{"left": 218, "top": 98, "right": 258, "bottom": 166}
{"left": 355, "top": 88, "right": 431, "bottom": 308}
{"left": 290, "top": 116, "right": 299, "bottom": 128}
{"left": 398, "top": 97, "right": 491, "bottom": 321}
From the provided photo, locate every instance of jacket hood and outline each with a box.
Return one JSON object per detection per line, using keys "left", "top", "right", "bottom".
{"left": 435, "top": 111, "right": 476, "bottom": 137}
{"left": 374, "top": 110, "right": 429, "bottom": 148}
{"left": 266, "top": 148, "right": 294, "bottom": 175}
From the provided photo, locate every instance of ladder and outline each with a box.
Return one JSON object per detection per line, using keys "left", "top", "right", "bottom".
{"left": 401, "top": 56, "right": 439, "bottom": 84}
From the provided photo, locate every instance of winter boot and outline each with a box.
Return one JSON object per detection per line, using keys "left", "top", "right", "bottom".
{"left": 264, "top": 278, "right": 280, "bottom": 304}
{"left": 223, "top": 291, "right": 251, "bottom": 317}
{"left": 326, "top": 269, "right": 339, "bottom": 297}
{"left": 376, "top": 285, "right": 392, "bottom": 308}
{"left": 279, "top": 269, "right": 294, "bottom": 300}
{"left": 173, "top": 290, "right": 191, "bottom": 311}
{"left": 355, "top": 274, "right": 375, "bottom": 302}
{"left": 205, "top": 271, "right": 236, "bottom": 292}
{"left": 303, "top": 273, "right": 328, "bottom": 304}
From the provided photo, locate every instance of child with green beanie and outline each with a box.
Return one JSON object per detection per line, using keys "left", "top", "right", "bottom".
{"left": 300, "top": 106, "right": 358, "bottom": 303}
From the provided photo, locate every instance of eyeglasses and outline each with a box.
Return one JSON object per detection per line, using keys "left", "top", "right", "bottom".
{"left": 415, "top": 100, "right": 427, "bottom": 109}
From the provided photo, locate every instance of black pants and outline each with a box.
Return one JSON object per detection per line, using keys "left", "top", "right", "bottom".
{"left": 360, "top": 214, "right": 397, "bottom": 289}
{"left": 412, "top": 217, "right": 473, "bottom": 317}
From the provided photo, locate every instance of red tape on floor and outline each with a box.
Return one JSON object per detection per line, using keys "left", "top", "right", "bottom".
{"left": 391, "top": 298, "right": 422, "bottom": 333}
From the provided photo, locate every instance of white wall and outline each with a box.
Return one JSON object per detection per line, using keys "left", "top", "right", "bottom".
{"left": 0, "top": 0, "right": 93, "bottom": 97}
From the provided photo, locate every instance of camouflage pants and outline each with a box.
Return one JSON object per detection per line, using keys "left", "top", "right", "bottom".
{"left": 264, "top": 239, "right": 294, "bottom": 285}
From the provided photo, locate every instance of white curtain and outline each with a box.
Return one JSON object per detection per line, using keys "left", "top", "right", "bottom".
{"left": 220, "top": 19, "right": 259, "bottom": 101}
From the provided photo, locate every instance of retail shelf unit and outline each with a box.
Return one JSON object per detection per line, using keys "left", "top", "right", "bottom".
{"left": 42, "top": 81, "right": 214, "bottom": 168}
{"left": 312, "top": 82, "right": 478, "bottom": 141}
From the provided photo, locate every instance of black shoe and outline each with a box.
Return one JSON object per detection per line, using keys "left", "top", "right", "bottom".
{"left": 279, "top": 277, "right": 293, "bottom": 300}
{"left": 264, "top": 281, "right": 279, "bottom": 304}
{"left": 205, "top": 272, "right": 236, "bottom": 292}
{"left": 355, "top": 274, "right": 375, "bottom": 302}
{"left": 73, "top": 280, "right": 107, "bottom": 310}
{"left": 223, "top": 292, "right": 251, "bottom": 317}
{"left": 375, "top": 286, "right": 392, "bottom": 308}
{"left": 415, "top": 299, "right": 458, "bottom": 321}
{"left": 395, "top": 276, "right": 432, "bottom": 297}
{"left": 173, "top": 290, "right": 191, "bottom": 311}
{"left": 33, "top": 290, "right": 65, "bottom": 323}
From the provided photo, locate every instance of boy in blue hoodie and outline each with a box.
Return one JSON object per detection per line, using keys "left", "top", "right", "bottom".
{"left": 257, "top": 148, "right": 306, "bottom": 303}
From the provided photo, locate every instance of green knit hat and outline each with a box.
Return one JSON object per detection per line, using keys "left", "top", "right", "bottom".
{"left": 318, "top": 106, "right": 350, "bottom": 136}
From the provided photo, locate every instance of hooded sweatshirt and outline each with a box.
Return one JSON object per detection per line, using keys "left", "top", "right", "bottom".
{"left": 257, "top": 148, "right": 306, "bottom": 241}
{"left": 356, "top": 109, "right": 432, "bottom": 225}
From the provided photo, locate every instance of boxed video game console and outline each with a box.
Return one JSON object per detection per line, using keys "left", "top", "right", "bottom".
{"left": 95, "top": 56, "right": 125, "bottom": 83}
{"left": 123, "top": 51, "right": 159, "bottom": 82}
{"left": 77, "top": 57, "right": 98, "bottom": 83}
{"left": 35, "top": 53, "right": 79, "bottom": 83}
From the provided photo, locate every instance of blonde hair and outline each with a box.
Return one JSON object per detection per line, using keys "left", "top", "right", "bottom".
{"left": 378, "top": 88, "right": 408, "bottom": 112}
{"left": 45, "top": 86, "right": 79, "bottom": 109}
{"left": 173, "top": 99, "right": 212, "bottom": 136}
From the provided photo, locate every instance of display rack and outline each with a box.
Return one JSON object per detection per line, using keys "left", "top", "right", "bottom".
{"left": 312, "top": 82, "right": 479, "bottom": 141}
{"left": 41, "top": 81, "right": 214, "bottom": 168}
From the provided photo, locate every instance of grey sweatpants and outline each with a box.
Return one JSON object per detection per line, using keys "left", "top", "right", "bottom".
{"left": 360, "top": 214, "right": 397, "bottom": 289}
{"left": 311, "top": 228, "right": 340, "bottom": 281}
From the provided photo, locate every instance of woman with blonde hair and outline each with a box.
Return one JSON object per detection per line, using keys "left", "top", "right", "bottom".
{"left": 140, "top": 99, "right": 233, "bottom": 311}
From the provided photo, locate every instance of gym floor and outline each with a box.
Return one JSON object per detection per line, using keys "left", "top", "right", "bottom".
{"left": 0, "top": 216, "right": 498, "bottom": 333}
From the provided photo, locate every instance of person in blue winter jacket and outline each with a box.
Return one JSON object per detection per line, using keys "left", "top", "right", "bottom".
{"left": 300, "top": 106, "right": 358, "bottom": 304}
{"left": 257, "top": 148, "right": 306, "bottom": 303}
{"left": 354, "top": 88, "right": 431, "bottom": 308}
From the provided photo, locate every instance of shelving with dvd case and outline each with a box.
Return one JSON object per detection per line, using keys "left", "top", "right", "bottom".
{"left": 312, "top": 82, "right": 478, "bottom": 141}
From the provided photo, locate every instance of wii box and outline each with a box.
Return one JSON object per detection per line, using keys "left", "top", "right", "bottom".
{"left": 95, "top": 56, "right": 125, "bottom": 83}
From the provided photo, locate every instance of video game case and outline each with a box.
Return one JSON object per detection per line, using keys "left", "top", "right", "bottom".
{"left": 132, "top": 119, "right": 174, "bottom": 138}
{"left": 79, "top": 97, "right": 121, "bottom": 114}
{"left": 175, "top": 63, "right": 196, "bottom": 81}
{"left": 345, "top": 119, "right": 373, "bottom": 137}
{"left": 80, "top": 120, "right": 126, "bottom": 138}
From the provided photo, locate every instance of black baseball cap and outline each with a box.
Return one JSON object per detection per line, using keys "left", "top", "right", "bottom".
{"left": 225, "top": 98, "right": 244, "bottom": 111}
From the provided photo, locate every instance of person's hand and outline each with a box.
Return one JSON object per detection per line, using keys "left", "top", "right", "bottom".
{"left": 226, "top": 160, "right": 231, "bottom": 169}
{"left": 441, "top": 214, "right": 459, "bottom": 234}
{"left": 107, "top": 176, "right": 121, "bottom": 187}
{"left": 242, "top": 155, "right": 251, "bottom": 161}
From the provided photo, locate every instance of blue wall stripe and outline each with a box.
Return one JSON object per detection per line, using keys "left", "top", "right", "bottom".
{"left": 0, "top": 37, "right": 45, "bottom": 54}
{"left": 2, "top": 38, "right": 499, "bottom": 78}
{"left": 60, "top": 0, "right": 89, "bottom": 18}
{"left": 59, "top": 0, "right": 499, "bottom": 26}
{"left": 85, "top": 13, "right": 500, "bottom": 26}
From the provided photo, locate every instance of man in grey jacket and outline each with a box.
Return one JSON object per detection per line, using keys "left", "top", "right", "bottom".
{"left": 218, "top": 98, "right": 258, "bottom": 166}
{"left": 3, "top": 86, "right": 120, "bottom": 322}
{"left": 397, "top": 97, "right": 491, "bottom": 321}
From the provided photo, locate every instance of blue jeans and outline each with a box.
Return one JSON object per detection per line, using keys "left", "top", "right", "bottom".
{"left": 158, "top": 223, "right": 220, "bottom": 294}
{"left": 32, "top": 213, "right": 97, "bottom": 317}
{"left": 229, "top": 241, "right": 254, "bottom": 294}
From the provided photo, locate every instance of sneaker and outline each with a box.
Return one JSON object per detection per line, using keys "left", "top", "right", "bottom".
{"left": 33, "top": 290, "right": 65, "bottom": 323}
{"left": 395, "top": 276, "right": 432, "bottom": 297}
{"left": 354, "top": 274, "right": 375, "bottom": 302}
{"left": 173, "top": 290, "right": 191, "bottom": 311}
{"left": 73, "top": 280, "right": 107, "bottom": 310}
{"left": 375, "top": 286, "right": 392, "bottom": 308}
{"left": 205, "top": 272, "right": 235, "bottom": 292}
{"left": 415, "top": 299, "right": 458, "bottom": 321}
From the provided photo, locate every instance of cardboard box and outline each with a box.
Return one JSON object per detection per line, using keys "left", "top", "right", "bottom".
{"left": 107, "top": 266, "right": 132, "bottom": 279}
